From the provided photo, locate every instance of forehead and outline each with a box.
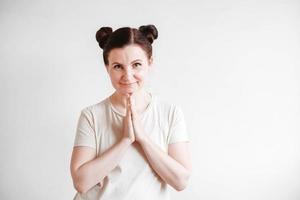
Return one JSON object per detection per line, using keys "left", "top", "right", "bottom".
{"left": 108, "top": 44, "right": 148, "bottom": 64}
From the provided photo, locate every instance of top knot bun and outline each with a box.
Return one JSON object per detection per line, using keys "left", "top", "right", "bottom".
{"left": 95, "top": 25, "right": 158, "bottom": 65}
{"left": 138, "top": 24, "right": 158, "bottom": 44}
{"left": 95, "top": 27, "right": 113, "bottom": 49}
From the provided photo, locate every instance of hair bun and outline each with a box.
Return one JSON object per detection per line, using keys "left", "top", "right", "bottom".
{"left": 95, "top": 27, "right": 113, "bottom": 49}
{"left": 138, "top": 24, "right": 158, "bottom": 44}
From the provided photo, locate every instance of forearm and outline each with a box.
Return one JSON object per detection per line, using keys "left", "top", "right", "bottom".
{"left": 76, "top": 138, "right": 131, "bottom": 193}
{"left": 139, "top": 136, "right": 190, "bottom": 191}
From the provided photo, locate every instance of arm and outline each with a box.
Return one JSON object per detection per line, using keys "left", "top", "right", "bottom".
{"left": 70, "top": 138, "right": 132, "bottom": 194}
{"left": 71, "top": 100, "right": 135, "bottom": 194}
{"left": 139, "top": 136, "right": 192, "bottom": 191}
{"left": 128, "top": 95, "right": 192, "bottom": 191}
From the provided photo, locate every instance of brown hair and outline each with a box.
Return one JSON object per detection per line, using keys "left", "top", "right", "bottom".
{"left": 95, "top": 25, "right": 158, "bottom": 65}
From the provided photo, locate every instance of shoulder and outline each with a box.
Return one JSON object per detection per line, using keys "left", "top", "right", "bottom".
{"left": 153, "top": 94, "right": 184, "bottom": 119}
{"left": 79, "top": 97, "right": 110, "bottom": 118}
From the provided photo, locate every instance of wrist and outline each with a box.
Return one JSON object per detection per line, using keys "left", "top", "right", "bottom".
{"left": 137, "top": 134, "right": 150, "bottom": 146}
{"left": 121, "top": 137, "right": 134, "bottom": 146}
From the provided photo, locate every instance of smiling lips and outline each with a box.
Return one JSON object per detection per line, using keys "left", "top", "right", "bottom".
{"left": 120, "top": 82, "right": 136, "bottom": 86}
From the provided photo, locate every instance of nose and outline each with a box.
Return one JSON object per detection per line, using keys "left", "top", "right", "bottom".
{"left": 123, "top": 68, "right": 134, "bottom": 81}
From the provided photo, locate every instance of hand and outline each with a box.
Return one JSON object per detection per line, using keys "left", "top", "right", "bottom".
{"left": 122, "top": 95, "right": 135, "bottom": 144}
{"left": 128, "top": 95, "right": 147, "bottom": 143}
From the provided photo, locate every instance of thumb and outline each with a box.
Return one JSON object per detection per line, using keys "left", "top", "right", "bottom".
{"left": 129, "top": 96, "right": 138, "bottom": 118}
{"left": 125, "top": 99, "right": 132, "bottom": 120}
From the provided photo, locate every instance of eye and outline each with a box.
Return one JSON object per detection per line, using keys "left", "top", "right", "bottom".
{"left": 133, "top": 63, "right": 142, "bottom": 68}
{"left": 113, "top": 65, "right": 122, "bottom": 70}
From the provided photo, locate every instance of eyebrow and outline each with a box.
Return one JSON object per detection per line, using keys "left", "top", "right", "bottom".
{"left": 111, "top": 59, "right": 142, "bottom": 65}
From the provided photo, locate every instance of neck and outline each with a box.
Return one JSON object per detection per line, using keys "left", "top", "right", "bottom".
{"left": 110, "top": 89, "right": 151, "bottom": 114}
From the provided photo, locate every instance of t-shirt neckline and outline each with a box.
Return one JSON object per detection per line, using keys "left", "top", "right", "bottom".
{"left": 108, "top": 92, "right": 155, "bottom": 117}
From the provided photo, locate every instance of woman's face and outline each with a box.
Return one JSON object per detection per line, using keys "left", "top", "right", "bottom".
{"left": 106, "top": 44, "right": 152, "bottom": 96}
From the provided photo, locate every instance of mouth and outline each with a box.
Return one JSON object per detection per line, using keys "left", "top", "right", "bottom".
{"left": 120, "top": 82, "right": 137, "bottom": 86}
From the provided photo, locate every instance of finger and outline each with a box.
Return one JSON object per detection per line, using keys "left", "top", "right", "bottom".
{"left": 127, "top": 103, "right": 134, "bottom": 130}
{"left": 127, "top": 100, "right": 136, "bottom": 125}
{"left": 125, "top": 103, "right": 132, "bottom": 128}
{"left": 125, "top": 99, "right": 129, "bottom": 117}
{"left": 128, "top": 95, "right": 134, "bottom": 111}
{"left": 128, "top": 95, "right": 132, "bottom": 107}
{"left": 129, "top": 95, "right": 134, "bottom": 106}
{"left": 130, "top": 103, "right": 138, "bottom": 119}
{"left": 126, "top": 96, "right": 133, "bottom": 115}
{"left": 128, "top": 103, "right": 132, "bottom": 117}
{"left": 126, "top": 101, "right": 131, "bottom": 118}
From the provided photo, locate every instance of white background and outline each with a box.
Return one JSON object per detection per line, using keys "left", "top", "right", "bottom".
{"left": 1, "top": 0, "right": 300, "bottom": 199}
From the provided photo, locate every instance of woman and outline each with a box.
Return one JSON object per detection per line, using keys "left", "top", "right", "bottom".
{"left": 70, "top": 25, "right": 192, "bottom": 200}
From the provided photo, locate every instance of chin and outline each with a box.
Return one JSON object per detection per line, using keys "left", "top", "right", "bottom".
{"left": 117, "top": 88, "right": 137, "bottom": 95}
{"left": 116, "top": 84, "right": 141, "bottom": 94}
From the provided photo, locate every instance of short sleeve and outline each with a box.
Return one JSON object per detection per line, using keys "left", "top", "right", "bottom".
{"left": 167, "top": 105, "right": 189, "bottom": 144}
{"left": 73, "top": 108, "right": 97, "bottom": 149}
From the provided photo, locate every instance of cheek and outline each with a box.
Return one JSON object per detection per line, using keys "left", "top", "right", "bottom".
{"left": 134, "top": 70, "right": 147, "bottom": 81}
{"left": 109, "top": 73, "right": 121, "bottom": 82}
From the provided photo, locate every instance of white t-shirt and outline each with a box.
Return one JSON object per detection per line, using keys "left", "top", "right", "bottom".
{"left": 73, "top": 93, "right": 189, "bottom": 200}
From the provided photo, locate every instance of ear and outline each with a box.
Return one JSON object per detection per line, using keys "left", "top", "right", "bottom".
{"left": 148, "top": 57, "right": 153, "bottom": 66}
{"left": 105, "top": 64, "right": 109, "bottom": 72}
